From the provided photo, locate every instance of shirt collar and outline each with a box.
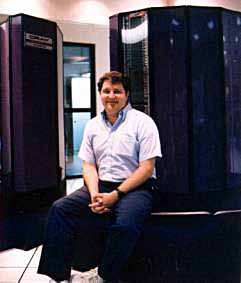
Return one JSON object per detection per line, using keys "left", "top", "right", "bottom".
{"left": 101, "top": 103, "right": 132, "bottom": 127}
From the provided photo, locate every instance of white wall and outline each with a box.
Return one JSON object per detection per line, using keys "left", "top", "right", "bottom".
{"left": 57, "top": 20, "right": 108, "bottom": 113}
{"left": 0, "top": 0, "right": 167, "bottom": 25}
{"left": 51, "top": 0, "right": 111, "bottom": 25}
{"left": 0, "top": 0, "right": 56, "bottom": 19}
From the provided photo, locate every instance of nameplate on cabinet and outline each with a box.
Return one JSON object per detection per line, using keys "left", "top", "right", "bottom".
{"left": 24, "top": 32, "right": 53, "bottom": 51}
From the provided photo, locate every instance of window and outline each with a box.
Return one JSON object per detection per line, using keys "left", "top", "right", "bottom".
{"left": 64, "top": 43, "right": 96, "bottom": 177}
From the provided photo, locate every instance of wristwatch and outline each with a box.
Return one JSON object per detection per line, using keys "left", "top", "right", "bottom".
{"left": 115, "top": 187, "right": 126, "bottom": 199}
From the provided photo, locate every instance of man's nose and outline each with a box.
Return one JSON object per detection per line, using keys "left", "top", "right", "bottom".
{"left": 108, "top": 91, "right": 116, "bottom": 98}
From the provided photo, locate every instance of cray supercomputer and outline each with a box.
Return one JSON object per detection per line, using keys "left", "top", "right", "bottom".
{"left": 110, "top": 6, "right": 241, "bottom": 211}
{"left": 0, "top": 14, "right": 65, "bottom": 216}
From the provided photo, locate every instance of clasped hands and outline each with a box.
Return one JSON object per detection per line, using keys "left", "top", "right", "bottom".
{"left": 89, "top": 191, "right": 118, "bottom": 214}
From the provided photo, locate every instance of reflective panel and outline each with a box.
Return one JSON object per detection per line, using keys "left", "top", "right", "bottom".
{"left": 121, "top": 11, "right": 150, "bottom": 114}
{"left": 57, "top": 27, "right": 65, "bottom": 180}
{"left": 0, "top": 21, "right": 11, "bottom": 195}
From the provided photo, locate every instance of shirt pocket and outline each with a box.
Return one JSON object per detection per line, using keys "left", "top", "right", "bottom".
{"left": 114, "top": 133, "right": 138, "bottom": 157}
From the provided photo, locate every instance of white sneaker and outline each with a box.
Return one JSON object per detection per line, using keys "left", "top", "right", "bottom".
{"left": 71, "top": 272, "right": 99, "bottom": 282}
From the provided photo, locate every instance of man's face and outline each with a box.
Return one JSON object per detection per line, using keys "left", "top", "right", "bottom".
{"left": 100, "top": 79, "right": 129, "bottom": 118}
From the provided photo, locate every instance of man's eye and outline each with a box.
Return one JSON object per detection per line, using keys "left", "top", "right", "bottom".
{"left": 102, "top": 89, "right": 123, "bottom": 95}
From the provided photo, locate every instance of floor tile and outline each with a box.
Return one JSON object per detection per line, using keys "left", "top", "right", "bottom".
{"left": 19, "top": 267, "right": 50, "bottom": 282}
{"left": 28, "top": 246, "right": 42, "bottom": 268}
{"left": 0, "top": 248, "right": 36, "bottom": 268}
{"left": 0, "top": 267, "right": 25, "bottom": 282}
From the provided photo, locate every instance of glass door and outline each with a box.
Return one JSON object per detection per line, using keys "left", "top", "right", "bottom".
{"left": 64, "top": 43, "right": 96, "bottom": 177}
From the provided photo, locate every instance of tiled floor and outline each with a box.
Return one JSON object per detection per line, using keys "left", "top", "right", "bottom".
{"left": 0, "top": 246, "right": 98, "bottom": 282}
{"left": 0, "top": 246, "right": 48, "bottom": 282}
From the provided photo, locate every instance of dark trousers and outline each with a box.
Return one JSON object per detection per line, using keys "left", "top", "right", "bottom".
{"left": 37, "top": 181, "right": 154, "bottom": 281}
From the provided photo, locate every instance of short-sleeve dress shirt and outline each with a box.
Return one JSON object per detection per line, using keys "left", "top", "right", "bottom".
{"left": 78, "top": 104, "right": 162, "bottom": 183}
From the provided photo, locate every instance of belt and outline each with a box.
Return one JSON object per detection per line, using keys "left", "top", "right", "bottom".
{"left": 99, "top": 178, "right": 156, "bottom": 190}
{"left": 99, "top": 180, "right": 122, "bottom": 189}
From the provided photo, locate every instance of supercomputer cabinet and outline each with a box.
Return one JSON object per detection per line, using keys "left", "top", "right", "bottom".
{"left": 110, "top": 6, "right": 241, "bottom": 195}
{"left": 0, "top": 14, "right": 65, "bottom": 204}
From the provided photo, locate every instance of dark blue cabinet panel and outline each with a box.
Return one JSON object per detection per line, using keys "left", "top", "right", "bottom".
{"left": 110, "top": 6, "right": 241, "bottom": 196}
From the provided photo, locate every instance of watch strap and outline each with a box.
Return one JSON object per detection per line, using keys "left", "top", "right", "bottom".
{"left": 115, "top": 188, "right": 126, "bottom": 199}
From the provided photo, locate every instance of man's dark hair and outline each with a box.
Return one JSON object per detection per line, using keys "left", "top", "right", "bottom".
{"left": 97, "top": 71, "right": 130, "bottom": 93}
